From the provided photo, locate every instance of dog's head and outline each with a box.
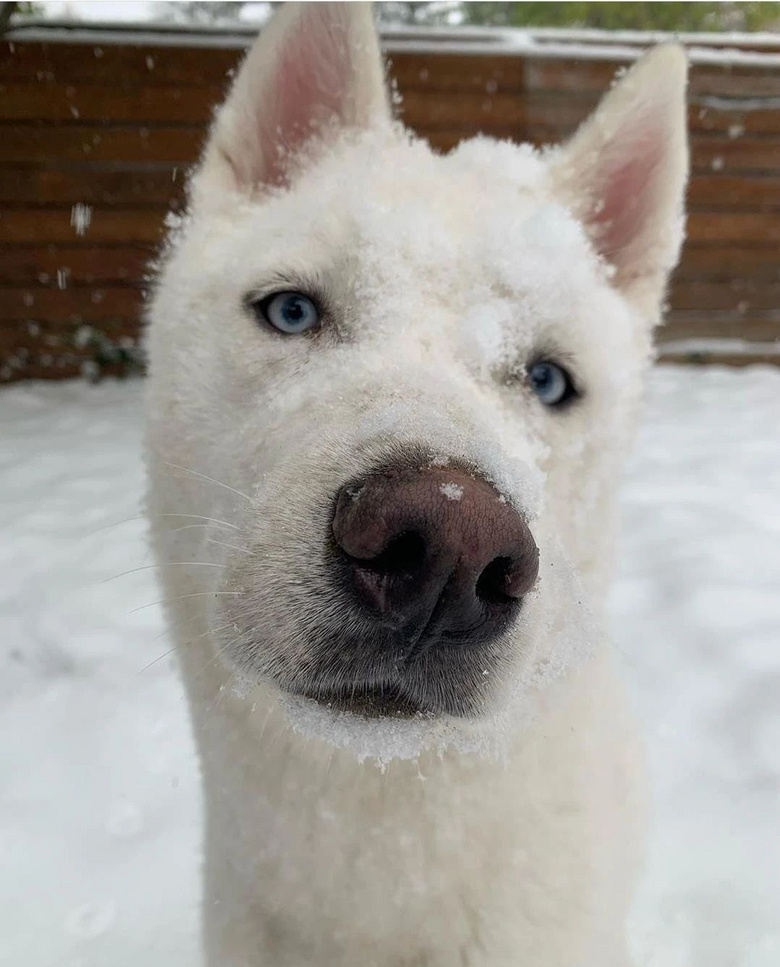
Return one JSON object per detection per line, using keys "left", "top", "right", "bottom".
{"left": 146, "top": 3, "right": 687, "bottom": 729}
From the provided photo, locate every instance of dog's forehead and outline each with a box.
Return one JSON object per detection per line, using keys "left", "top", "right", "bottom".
{"left": 249, "top": 133, "right": 599, "bottom": 295}
{"left": 299, "top": 134, "right": 556, "bottom": 236}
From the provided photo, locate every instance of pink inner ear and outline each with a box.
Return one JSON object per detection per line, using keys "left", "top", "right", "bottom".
{"left": 587, "top": 124, "right": 666, "bottom": 265}
{"left": 264, "top": 8, "right": 355, "bottom": 185}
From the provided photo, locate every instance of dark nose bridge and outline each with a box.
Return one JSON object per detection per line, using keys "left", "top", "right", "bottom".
{"left": 331, "top": 464, "right": 539, "bottom": 652}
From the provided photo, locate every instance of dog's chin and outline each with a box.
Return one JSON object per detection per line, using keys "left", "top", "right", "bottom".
{"left": 218, "top": 619, "right": 501, "bottom": 720}
{"left": 289, "top": 683, "right": 428, "bottom": 719}
{"left": 223, "top": 641, "right": 499, "bottom": 720}
{"left": 276, "top": 672, "right": 491, "bottom": 720}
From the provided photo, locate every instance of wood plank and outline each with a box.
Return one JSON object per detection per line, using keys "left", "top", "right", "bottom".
{"left": 0, "top": 167, "right": 184, "bottom": 206}
{"left": 0, "top": 208, "right": 166, "bottom": 244}
{"left": 691, "top": 101, "right": 780, "bottom": 137}
{"left": 0, "top": 40, "right": 242, "bottom": 88}
{"left": 0, "top": 245, "right": 155, "bottom": 284}
{"left": 690, "top": 137, "right": 780, "bottom": 174}
{"left": 5, "top": 78, "right": 780, "bottom": 141}
{"left": 673, "top": 246, "right": 780, "bottom": 281}
{"left": 392, "top": 52, "right": 780, "bottom": 99}
{"left": 686, "top": 211, "right": 780, "bottom": 244}
{"left": 662, "top": 311, "right": 780, "bottom": 342}
{"left": 521, "top": 57, "right": 780, "bottom": 99}
{"left": 4, "top": 41, "right": 780, "bottom": 99}
{"left": 687, "top": 175, "right": 780, "bottom": 210}
{"left": 0, "top": 80, "right": 222, "bottom": 123}
{"left": 529, "top": 33, "right": 780, "bottom": 56}
{"left": 0, "top": 286, "right": 144, "bottom": 322}
{"left": 0, "top": 124, "right": 205, "bottom": 165}
{"left": 669, "top": 279, "right": 780, "bottom": 312}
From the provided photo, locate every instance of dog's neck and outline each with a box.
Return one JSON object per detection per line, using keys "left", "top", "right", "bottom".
{"left": 175, "top": 629, "right": 640, "bottom": 966}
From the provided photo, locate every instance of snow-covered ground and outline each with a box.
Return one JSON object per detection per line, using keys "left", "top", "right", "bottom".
{"left": 1, "top": 366, "right": 779, "bottom": 966}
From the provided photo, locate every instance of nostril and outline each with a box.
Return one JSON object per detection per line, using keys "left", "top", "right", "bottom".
{"left": 476, "top": 556, "right": 517, "bottom": 606}
{"left": 351, "top": 531, "right": 426, "bottom": 577}
{"left": 332, "top": 468, "right": 538, "bottom": 636}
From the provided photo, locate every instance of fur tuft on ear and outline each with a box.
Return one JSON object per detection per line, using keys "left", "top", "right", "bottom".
{"left": 551, "top": 44, "right": 689, "bottom": 313}
{"left": 194, "top": 2, "right": 390, "bottom": 200}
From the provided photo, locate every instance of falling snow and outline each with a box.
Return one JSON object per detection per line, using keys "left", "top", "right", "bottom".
{"left": 70, "top": 203, "right": 92, "bottom": 236}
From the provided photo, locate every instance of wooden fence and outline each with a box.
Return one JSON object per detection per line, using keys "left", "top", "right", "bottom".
{"left": 2, "top": 22, "right": 780, "bottom": 381}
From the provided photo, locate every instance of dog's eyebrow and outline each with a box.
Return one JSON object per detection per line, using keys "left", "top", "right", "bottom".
{"left": 256, "top": 266, "right": 325, "bottom": 291}
{"left": 528, "top": 344, "right": 577, "bottom": 370}
{"left": 243, "top": 270, "right": 331, "bottom": 312}
{"left": 244, "top": 269, "right": 324, "bottom": 299}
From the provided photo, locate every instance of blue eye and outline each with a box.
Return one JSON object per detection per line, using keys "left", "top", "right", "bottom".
{"left": 528, "top": 360, "right": 576, "bottom": 407}
{"left": 257, "top": 291, "right": 320, "bottom": 334}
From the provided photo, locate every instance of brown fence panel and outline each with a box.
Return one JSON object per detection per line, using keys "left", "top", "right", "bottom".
{"left": 2, "top": 26, "right": 779, "bottom": 381}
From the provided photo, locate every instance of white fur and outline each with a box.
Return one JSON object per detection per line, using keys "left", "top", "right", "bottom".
{"left": 144, "top": 4, "right": 688, "bottom": 964}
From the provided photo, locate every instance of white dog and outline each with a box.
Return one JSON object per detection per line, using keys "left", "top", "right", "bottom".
{"left": 144, "top": 3, "right": 688, "bottom": 964}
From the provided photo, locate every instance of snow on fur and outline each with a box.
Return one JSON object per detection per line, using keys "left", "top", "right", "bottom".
{"left": 140, "top": 10, "right": 692, "bottom": 960}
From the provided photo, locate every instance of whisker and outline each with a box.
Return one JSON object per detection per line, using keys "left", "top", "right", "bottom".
{"left": 212, "top": 668, "right": 241, "bottom": 711}
{"left": 194, "top": 633, "right": 244, "bottom": 681}
{"left": 140, "top": 618, "right": 238, "bottom": 677}
{"left": 127, "top": 590, "right": 243, "bottom": 615}
{"left": 89, "top": 513, "right": 241, "bottom": 536}
{"left": 215, "top": 678, "right": 235, "bottom": 709}
{"left": 256, "top": 706, "right": 274, "bottom": 744}
{"left": 163, "top": 462, "right": 252, "bottom": 503}
{"left": 156, "top": 514, "right": 240, "bottom": 531}
{"left": 139, "top": 625, "right": 254, "bottom": 677}
{"left": 103, "top": 562, "right": 227, "bottom": 584}
{"left": 172, "top": 522, "right": 231, "bottom": 535}
{"left": 138, "top": 647, "right": 178, "bottom": 674}
{"left": 206, "top": 538, "right": 252, "bottom": 555}
{"left": 89, "top": 514, "right": 148, "bottom": 536}
{"left": 152, "top": 617, "right": 236, "bottom": 645}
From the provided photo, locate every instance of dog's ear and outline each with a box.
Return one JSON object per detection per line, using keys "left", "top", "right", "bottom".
{"left": 194, "top": 2, "right": 389, "bottom": 199}
{"left": 551, "top": 45, "right": 688, "bottom": 313}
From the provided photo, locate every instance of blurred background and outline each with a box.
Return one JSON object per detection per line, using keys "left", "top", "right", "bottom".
{"left": 1, "top": 3, "right": 778, "bottom": 966}
{"left": 1, "top": 0, "right": 780, "bottom": 378}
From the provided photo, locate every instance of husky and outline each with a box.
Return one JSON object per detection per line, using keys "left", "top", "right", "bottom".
{"left": 144, "top": 3, "right": 688, "bottom": 964}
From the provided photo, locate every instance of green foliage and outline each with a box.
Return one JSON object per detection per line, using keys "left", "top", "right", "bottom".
{"left": 388, "top": 2, "right": 780, "bottom": 31}
{"left": 376, "top": 2, "right": 459, "bottom": 26}
{"left": 152, "top": 2, "right": 261, "bottom": 24}
{"left": 82, "top": 331, "right": 146, "bottom": 381}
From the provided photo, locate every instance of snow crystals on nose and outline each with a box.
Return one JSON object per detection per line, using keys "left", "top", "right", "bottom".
{"left": 439, "top": 482, "right": 464, "bottom": 501}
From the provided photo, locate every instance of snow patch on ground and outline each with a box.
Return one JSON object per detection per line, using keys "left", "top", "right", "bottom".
{"left": 1, "top": 366, "right": 779, "bottom": 965}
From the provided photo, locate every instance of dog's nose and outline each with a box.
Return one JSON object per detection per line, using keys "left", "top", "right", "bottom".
{"left": 331, "top": 466, "right": 539, "bottom": 650}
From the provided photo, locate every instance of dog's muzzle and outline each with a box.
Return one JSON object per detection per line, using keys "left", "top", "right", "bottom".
{"left": 307, "top": 463, "right": 539, "bottom": 717}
